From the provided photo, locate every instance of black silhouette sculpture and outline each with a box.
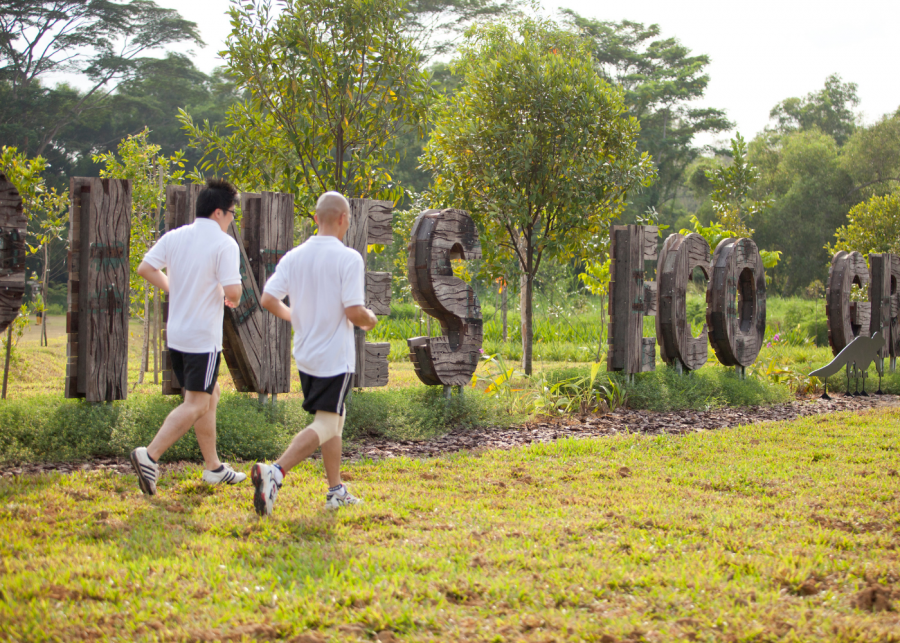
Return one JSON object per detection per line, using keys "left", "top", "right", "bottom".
{"left": 810, "top": 332, "right": 886, "bottom": 399}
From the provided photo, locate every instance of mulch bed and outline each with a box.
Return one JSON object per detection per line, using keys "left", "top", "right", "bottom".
{"left": 1, "top": 394, "right": 897, "bottom": 479}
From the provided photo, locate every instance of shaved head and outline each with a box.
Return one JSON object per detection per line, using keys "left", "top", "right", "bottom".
{"left": 315, "top": 191, "right": 350, "bottom": 225}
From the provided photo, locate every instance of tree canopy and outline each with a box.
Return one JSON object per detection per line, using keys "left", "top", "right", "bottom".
{"left": 422, "top": 17, "right": 654, "bottom": 373}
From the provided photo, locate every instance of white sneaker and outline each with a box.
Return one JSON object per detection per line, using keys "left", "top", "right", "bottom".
{"left": 130, "top": 447, "right": 159, "bottom": 496}
{"left": 202, "top": 463, "right": 247, "bottom": 485}
{"left": 251, "top": 463, "right": 281, "bottom": 517}
{"left": 325, "top": 484, "right": 362, "bottom": 510}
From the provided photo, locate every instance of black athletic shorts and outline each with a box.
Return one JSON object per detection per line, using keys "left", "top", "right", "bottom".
{"left": 299, "top": 370, "right": 352, "bottom": 415}
{"left": 169, "top": 348, "right": 221, "bottom": 394}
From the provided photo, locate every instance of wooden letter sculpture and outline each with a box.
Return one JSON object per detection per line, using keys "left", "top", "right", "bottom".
{"left": 826, "top": 250, "right": 870, "bottom": 355}
{"left": 407, "top": 208, "right": 483, "bottom": 387}
{"left": 868, "top": 254, "right": 900, "bottom": 366}
{"left": 161, "top": 184, "right": 273, "bottom": 395}
{"left": 0, "top": 174, "right": 26, "bottom": 334}
{"left": 607, "top": 225, "right": 658, "bottom": 374}
{"left": 706, "top": 238, "right": 767, "bottom": 369}
{"left": 240, "top": 192, "right": 294, "bottom": 395}
{"left": 66, "top": 178, "right": 131, "bottom": 401}
{"left": 343, "top": 199, "right": 393, "bottom": 388}
{"left": 656, "top": 232, "right": 711, "bottom": 371}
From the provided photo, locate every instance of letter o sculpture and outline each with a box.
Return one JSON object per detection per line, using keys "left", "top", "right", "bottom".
{"left": 826, "top": 250, "right": 870, "bottom": 354}
{"left": 706, "top": 238, "right": 767, "bottom": 367}
{"left": 656, "top": 232, "right": 711, "bottom": 371}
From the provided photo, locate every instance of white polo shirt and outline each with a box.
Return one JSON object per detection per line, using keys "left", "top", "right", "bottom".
{"left": 143, "top": 217, "right": 242, "bottom": 353}
{"left": 263, "top": 235, "right": 365, "bottom": 377}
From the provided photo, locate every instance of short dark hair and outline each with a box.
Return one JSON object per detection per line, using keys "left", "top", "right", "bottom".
{"left": 196, "top": 177, "right": 238, "bottom": 218}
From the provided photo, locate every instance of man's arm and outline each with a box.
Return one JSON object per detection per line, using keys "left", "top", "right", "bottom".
{"left": 136, "top": 261, "right": 169, "bottom": 293}
{"left": 223, "top": 284, "right": 242, "bottom": 308}
{"left": 261, "top": 292, "right": 291, "bottom": 322}
{"left": 345, "top": 305, "right": 377, "bottom": 332}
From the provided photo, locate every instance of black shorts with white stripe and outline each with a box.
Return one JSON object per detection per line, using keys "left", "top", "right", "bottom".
{"left": 298, "top": 371, "right": 352, "bottom": 415}
{"left": 169, "top": 348, "right": 221, "bottom": 394}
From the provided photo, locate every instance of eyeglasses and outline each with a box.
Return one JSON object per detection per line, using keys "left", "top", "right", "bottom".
{"left": 224, "top": 208, "right": 236, "bottom": 217}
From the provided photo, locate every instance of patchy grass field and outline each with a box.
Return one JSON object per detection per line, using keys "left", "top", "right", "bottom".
{"left": 2, "top": 408, "right": 900, "bottom": 642}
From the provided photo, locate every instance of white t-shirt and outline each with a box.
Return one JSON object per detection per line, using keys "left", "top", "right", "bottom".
{"left": 143, "top": 217, "right": 242, "bottom": 353}
{"left": 263, "top": 235, "right": 365, "bottom": 377}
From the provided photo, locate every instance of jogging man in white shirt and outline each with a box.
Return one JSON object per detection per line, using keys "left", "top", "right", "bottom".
{"left": 129, "top": 178, "right": 248, "bottom": 495}
{"left": 252, "top": 191, "right": 378, "bottom": 516}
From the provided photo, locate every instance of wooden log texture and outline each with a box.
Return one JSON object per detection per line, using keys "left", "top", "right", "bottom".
{"left": 706, "top": 237, "right": 767, "bottom": 368}
{"left": 406, "top": 208, "right": 483, "bottom": 387}
{"left": 891, "top": 256, "right": 900, "bottom": 358}
{"left": 241, "top": 191, "right": 293, "bottom": 394}
{"left": 826, "top": 250, "right": 870, "bottom": 355}
{"left": 0, "top": 174, "right": 26, "bottom": 335}
{"left": 869, "top": 254, "right": 898, "bottom": 360}
{"left": 343, "top": 199, "right": 393, "bottom": 388}
{"left": 607, "top": 225, "right": 657, "bottom": 374}
{"left": 65, "top": 178, "right": 131, "bottom": 401}
{"left": 656, "top": 233, "right": 711, "bottom": 371}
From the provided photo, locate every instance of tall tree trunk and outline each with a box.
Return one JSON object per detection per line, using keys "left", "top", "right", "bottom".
{"left": 520, "top": 267, "right": 534, "bottom": 375}
{"left": 40, "top": 244, "right": 49, "bottom": 347}
{"left": 2, "top": 324, "right": 12, "bottom": 399}
{"left": 501, "top": 282, "right": 508, "bottom": 342}
{"left": 153, "top": 287, "right": 160, "bottom": 383}
{"left": 138, "top": 288, "right": 150, "bottom": 384}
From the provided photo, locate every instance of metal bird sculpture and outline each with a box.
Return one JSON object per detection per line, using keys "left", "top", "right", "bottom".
{"left": 810, "top": 332, "right": 886, "bottom": 399}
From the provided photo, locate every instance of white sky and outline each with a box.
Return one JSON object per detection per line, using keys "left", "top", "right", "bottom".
{"left": 59, "top": 0, "right": 900, "bottom": 148}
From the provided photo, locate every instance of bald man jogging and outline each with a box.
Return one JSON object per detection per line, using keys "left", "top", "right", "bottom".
{"left": 252, "top": 192, "right": 377, "bottom": 516}
{"left": 129, "top": 178, "right": 247, "bottom": 495}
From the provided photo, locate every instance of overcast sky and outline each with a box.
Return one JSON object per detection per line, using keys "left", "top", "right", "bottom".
{"left": 138, "top": 0, "right": 899, "bottom": 147}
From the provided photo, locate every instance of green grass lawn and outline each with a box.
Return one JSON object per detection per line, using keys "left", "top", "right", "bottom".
{"left": 2, "top": 408, "right": 900, "bottom": 642}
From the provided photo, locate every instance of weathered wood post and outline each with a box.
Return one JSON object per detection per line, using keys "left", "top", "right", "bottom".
{"left": 65, "top": 178, "right": 131, "bottom": 401}
{"left": 869, "top": 254, "right": 900, "bottom": 373}
{"left": 343, "top": 199, "right": 393, "bottom": 388}
{"left": 607, "top": 225, "right": 658, "bottom": 379}
{"left": 706, "top": 237, "right": 767, "bottom": 376}
{"left": 240, "top": 192, "right": 294, "bottom": 401}
{"left": 0, "top": 174, "right": 26, "bottom": 335}
{"left": 656, "top": 232, "right": 711, "bottom": 372}
{"left": 406, "top": 208, "right": 483, "bottom": 387}
{"left": 826, "top": 250, "right": 870, "bottom": 356}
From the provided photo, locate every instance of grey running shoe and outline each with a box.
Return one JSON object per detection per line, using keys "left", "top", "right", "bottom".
{"left": 251, "top": 463, "right": 281, "bottom": 517}
{"left": 130, "top": 447, "right": 159, "bottom": 496}
{"left": 325, "top": 484, "right": 362, "bottom": 510}
{"left": 202, "top": 463, "right": 247, "bottom": 485}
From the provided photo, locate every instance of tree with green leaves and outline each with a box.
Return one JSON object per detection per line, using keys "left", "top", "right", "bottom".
{"left": 840, "top": 110, "right": 900, "bottom": 198}
{"left": 706, "top": 133, "right": 772, "bottom": 237}
{"left": 829, "top": 193, "right": 900, "bottom": 257}
{"left": 403, "top": 0, "right": 524, "bottom": 60}
{"left": 422, "top": 17, "right": 655, "bottom": 374}
{"left": 559, "top": 12, "right": 731, "bottom": 221}
{"left": 750, "top": 128, "right": 857, "bottom": 294}
{"left": 94, "top": 129, "right": 185, "bottom": 384}
{"left": 179, "top": 0, "right": 432, "bottom": 220}
{"left": 0, "top": 0, "right": 201, "bottom": 158}
{"left": 768, "top": 74, "right": 859, "bottom": 146}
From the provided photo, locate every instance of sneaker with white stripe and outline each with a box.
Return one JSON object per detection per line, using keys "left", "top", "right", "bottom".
{"left": 202, "top": 463, "right": 247, "bottom": 485}
{"left": 324, "top": 484, "right": 362, "bottom": 510}
{"left": 130, "top": 447, "right": 159, "bottom": 496}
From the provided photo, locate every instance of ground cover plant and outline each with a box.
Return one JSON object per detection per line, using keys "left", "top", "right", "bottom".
{"left": 2, "top": 408, "right": 900, "bottom": 641}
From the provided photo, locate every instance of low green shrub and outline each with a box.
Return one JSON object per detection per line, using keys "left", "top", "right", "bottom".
{"left": 0, "top": 387, "right": 511, "bottom": 465}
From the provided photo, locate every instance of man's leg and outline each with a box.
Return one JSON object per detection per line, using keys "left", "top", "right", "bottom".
{"left": 320, "top": 411, "right": 346, "bottom": 488}
{"left": 275, "top": 410, "right": 343, "bottom": 471}
{"left": 146, "top": 390, "right": 212, "bottom": 461}
{"left": 193, "top": 383, "right": 222, "bottom": 471}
